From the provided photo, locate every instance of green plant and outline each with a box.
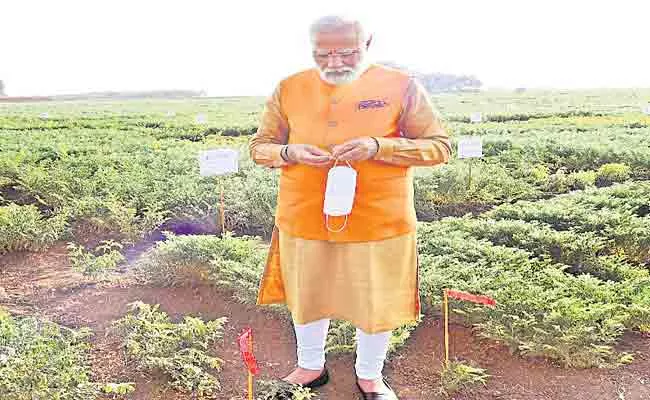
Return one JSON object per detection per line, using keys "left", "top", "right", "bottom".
{"left": 528, "top": 164, "right": 549, "bottom": 184}
{"left": 572, "top": 170, "right": 598, "bottom": 189}
{"left": 438, "top": 360, "right": 489, "bottom": 397}
{"left": 485, "top": 184, "right": 650, "bottom": 264}
{"left": 134, "top": 232, "right": 229, "bottom": 285}
{"left": 0, "top": 309, "right": 130, "bottom": 399}
{"left": 596, "top": 163, "right": 631, "bottom": 186}
{"left": 413, "top": 161, "right": 539, "bottom": 221}
{"left": 101, "top": 382, "right": 136, "bottom": 397}
{"left": 112, "top": 301, "right": 227, "bottom": 398}
{"left": 208, "top": 233, "right": 268, "bottom": 304}
{"left": 256, "top": 380, "right": 317, "bottom": 400}
{"left": 0, "top": 204, "right": 67, "bottom": 254}
{"left": 416, "top": 222, "right": 649, "bottom": 368}
{"left": 97, "top": 200, "right": 169, "bottom": 244}
{"left": 440, "top": 216, "right": 648, "bottom": 281}
{"left": 67, "top": 240, "right": 125, "bottom": 276}
{"left": 135, "top": 232, "right": 266, "bottom": 299}
{"left": 544, "top": 168, "right": 597, "bottom": 193}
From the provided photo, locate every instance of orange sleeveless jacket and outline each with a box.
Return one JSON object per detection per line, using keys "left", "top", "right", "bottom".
{"left": 274, "top": 65, "right": 416, "bottom": 242}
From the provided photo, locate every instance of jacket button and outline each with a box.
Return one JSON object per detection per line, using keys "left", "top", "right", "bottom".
{"left": 328, "top": 121, "right": 338, "bottom": 127}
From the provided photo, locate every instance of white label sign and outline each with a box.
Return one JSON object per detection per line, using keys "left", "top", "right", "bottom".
{"left": 196, "top": 113, "right": 207, "bottom": 124}
{"left": 458, "top": 136, "right": 483, "bottom": 159}
{"left": 166, "top": 111, "right": 176, "bottom": 117}
{"left": 470, "top": 112, "right": 483, "bottom": 123}
{"left": 643, "top": 104, "right": 650, "bottom": 115}
{"left": 198, "top": 149, "right": 239, "bottom": 176}
{"left": 39, "top": 112, "right": 49, "bottom": 120}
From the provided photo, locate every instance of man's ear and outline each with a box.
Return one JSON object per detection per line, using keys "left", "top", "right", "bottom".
{"left": 365, "top": 34, "right": 373, "bottom": 50}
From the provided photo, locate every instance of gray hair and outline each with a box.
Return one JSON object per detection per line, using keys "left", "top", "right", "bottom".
{"left": 309, "top": 15, "right": 369, "bottom": 45}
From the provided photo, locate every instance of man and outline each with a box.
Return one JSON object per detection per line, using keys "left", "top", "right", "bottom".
{"left": 249, "top": 15, "right": 451, "bottom": 399}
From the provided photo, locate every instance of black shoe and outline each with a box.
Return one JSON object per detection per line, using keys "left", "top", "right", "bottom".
{"left": 269, "top": 368, "right": 330, "bottom": 399}
{"left": 302, "top": 367, "right": 329, "bottom": 389}
{"left": 356, "top": 377, "right": 399, "bottom": 400}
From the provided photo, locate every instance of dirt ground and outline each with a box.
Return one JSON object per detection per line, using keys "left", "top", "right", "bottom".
{"left": 1, "top": 242, "right": 649, "bottom": 399}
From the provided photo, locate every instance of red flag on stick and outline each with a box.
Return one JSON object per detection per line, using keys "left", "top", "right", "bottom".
{"left": 237, "top": 327, "right": 259, "bottom": 375}
{"left": 442, "top": 288, "right": 497, "bottom": 367}
{"left": 445, "top": 289, "right": 496, "bottom": 308}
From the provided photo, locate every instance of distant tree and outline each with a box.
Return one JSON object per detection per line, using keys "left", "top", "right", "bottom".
{"left": 378, "top": 61, "right": 482, "bottom": 93}
{"left": 0, "top": 80, "right": 6, "bottom": 96}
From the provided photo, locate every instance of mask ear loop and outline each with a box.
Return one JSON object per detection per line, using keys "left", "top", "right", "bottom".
{"left": 331, "top": 158, "right": 352, "bottom": 169}
{"left": 325, "top": 158, "right": 354, "bottom": 233}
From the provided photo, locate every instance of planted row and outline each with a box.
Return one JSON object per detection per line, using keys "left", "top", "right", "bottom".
{"left": 416, "top": 222, "right": 650, "bottom": 368}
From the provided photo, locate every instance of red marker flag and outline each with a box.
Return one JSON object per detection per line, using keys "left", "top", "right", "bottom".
{"left": 237, "top": 327, "right": 259, "bottom": 375}
{"left": 445, "top": 289, "right": 496, "bottom": 308}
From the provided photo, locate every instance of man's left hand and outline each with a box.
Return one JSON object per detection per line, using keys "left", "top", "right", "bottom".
{"left": 330, "top": 137, "right": 379, "bottom": 161}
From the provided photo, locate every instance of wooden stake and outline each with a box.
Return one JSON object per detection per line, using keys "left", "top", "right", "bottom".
{"left": 444, "top": 288, "right": 450, "bottom": 367}
{"left": 220, "top": 186, "right": 226, "bottom": 235}
{"left": 468, "top": 159, "right": 473, "bottom": 190}
{"left": 248, "top": 334, "right": 253, "bottom": 400}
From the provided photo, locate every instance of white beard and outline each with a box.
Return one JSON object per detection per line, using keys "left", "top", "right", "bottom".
{"left": 318, "top": 60, "right": 370, "bottom": 85}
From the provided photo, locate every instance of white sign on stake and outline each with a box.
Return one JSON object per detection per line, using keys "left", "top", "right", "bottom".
{"left": 39, "top": 112, "right": 49, "bottom": 120}
{"left": 198, "top": 149, "right": 239, "bottom": 176}
{"left": 458, "top": 136, "right": 483, "bottom": 159}
{"left": 196, "top": 114, "right": 207, "bottom": 124}
{"left": 470, "top": 112, "right": 483, "bottom": 123}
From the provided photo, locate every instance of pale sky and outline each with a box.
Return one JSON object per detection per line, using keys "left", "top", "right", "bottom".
{"left": 2, "top": 0, "right": 649, "bottom": 97}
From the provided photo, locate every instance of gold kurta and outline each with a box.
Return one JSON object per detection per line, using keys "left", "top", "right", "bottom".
{"left": 279, "top": 229, "right": 420, "bottom": 333}
{"left": 250, "top": 74, "right": 451, "bottom": 334}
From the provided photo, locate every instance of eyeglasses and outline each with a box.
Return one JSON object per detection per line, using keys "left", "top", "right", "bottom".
{"left": 312, "top": 48, "right": 361, "bottom": 61}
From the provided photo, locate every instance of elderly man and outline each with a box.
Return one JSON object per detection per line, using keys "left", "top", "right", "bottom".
{"left": 249, "top": 15, "right": 451, "bottom": 399}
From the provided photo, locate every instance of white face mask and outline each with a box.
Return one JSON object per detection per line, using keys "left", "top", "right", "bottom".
{"left": 323, "top": 160, "right": 357, "bottom": 232}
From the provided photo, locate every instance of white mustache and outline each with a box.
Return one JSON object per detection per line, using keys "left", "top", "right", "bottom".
{"left": 323, "top": 68, "right": 355, "bottom": 74}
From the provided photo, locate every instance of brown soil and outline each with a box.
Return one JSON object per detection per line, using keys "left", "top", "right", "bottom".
{"left": 1, "top": 243, "right": 649, "bottom": 400}
{"left": 0, "top": 185, "right": 53, "bottom": 213}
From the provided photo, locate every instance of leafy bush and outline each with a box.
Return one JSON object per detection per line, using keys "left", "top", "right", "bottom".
{"left": 413, "top": 161, "right": 539, "bottom": 221}
{"left": 572, "top": 170, "right": 598, "bottom": 189}
{"left": 0, "top": 204, "right": 67, "bottom": 254}
{"left": 486, "top": 184, "right": 650, "bottom": 264}
{"left": 527, "top": 164, "right": 550, "bottom": 184}
{"left": 569, "top": 182, "right": 650, "bottom": 213}
{"left": 218, "top": 165, "right": 278, "bottom": 238}
{"left": 438, "top": 360, "right": 489, "bottom": 397}
{"left": 112, "top": 302, "right": 227, "bottom": 398}
{"left": 256, "top": 380, "right": 316, "bottom": 400}
{"left": 135, "top": 232, "right": 266, "bottom": 301}
{"left": 74, "top": 198, "right": 168, "bottom": 244}
{"left": 67, "top": 240, "right": 125, "bottom": 276}
{"left": 0, "top": 309, "right": 130, "bottom": 399}
{"left": 440, "top": 216, "right": 648, "bottom": 281}
{"left": 544, "top": 168, "right": 597, "bottom": 193}
{"left": 416, "top": 222, "right": 647, "bottom": 368}
{"left": 596, "top": 163, "right": 631, "bottom": 186}
{"left": 135, "top": 232, "right": 231, "bottom": 285}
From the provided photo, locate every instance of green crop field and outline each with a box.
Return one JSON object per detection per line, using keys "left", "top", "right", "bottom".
{"left": 1, "top": 89, "right": 650, "bottom": 399}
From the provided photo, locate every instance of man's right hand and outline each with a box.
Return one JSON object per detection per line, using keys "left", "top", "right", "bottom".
{"left": 286, "top": 144, "right": 333, "bottom": 167}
